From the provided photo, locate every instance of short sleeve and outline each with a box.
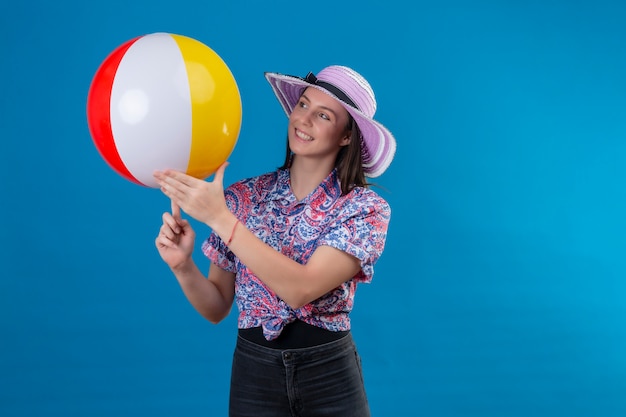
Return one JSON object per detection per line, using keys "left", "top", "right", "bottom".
{"left": 202, "top": 232, "right": 236, "bottom": 272}
{"left": 317, "top": 189, "right": 391, "bottom": 283}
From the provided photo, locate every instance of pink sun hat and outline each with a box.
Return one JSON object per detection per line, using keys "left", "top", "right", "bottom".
{"left": 264, "top": 65, "right": 396, "bottom": 178}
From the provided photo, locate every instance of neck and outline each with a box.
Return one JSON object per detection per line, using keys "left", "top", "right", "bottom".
{"left": 289, "top": 157, "right": 335, "bottom": 201}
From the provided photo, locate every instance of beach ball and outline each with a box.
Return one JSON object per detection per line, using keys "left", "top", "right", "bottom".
{"left": 86, "top": 32, "right": 242, "bottom": 188}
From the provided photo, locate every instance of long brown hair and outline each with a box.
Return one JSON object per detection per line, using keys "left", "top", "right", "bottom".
{"left": 279, "top": 116, "right": 369, "bottom": 195}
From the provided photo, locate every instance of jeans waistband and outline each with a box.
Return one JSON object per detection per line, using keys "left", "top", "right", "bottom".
{"left": 235, "top": 331, "right": 355, "bottom": 366}
{"left": 238, "top": 320, "right": 350, "bottom": 350}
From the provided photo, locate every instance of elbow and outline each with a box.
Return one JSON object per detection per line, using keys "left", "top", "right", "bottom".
{"left": 283, "top": 289, "right": 316, "bottom": 310}
{"left": 205, "top": 313, "right": 226, "bottom": 325}
{"left": 205, "top": 312, "right": 221, "bottom": 324}
{"left": 286, "top": 300, "right": 307, "bottom": 310}
{"left": 201, "top": 306, "right": 232, "bottom": 325}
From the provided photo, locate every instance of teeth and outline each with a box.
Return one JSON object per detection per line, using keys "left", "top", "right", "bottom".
{"left": 296, "top": 129, "right": 313, "bottom": 141}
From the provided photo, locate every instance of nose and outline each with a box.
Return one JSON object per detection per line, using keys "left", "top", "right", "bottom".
{"left": 300, "top": 108, "right": 314, "bottom": 126}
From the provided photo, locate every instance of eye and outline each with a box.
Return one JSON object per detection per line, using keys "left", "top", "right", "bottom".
{"left": 318, "top": 112, "right": 330, "bottom": 121}
{"left": 297, "top": 100, "right": 308, "bottom": 109}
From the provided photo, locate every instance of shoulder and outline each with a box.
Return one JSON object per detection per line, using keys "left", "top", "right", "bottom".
{"left": 341, "top": 186, "right": 391, "bottom": 218}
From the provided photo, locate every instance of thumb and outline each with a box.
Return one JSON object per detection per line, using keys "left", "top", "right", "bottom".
{"left": 212, "top": 161, "right": 230, "bottom": 186}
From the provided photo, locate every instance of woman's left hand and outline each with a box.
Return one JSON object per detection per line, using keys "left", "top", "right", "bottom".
{"left": 153, "top": 162, "right": 230, "bottom": 228}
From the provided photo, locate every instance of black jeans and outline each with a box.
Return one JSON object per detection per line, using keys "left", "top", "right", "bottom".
{"left": 229, "top": 332, "right": 371, "bottom": 417}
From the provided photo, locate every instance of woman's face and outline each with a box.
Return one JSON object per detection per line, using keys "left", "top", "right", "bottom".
{"left": 287, "top": 87, "right": 351, "bottom": 162}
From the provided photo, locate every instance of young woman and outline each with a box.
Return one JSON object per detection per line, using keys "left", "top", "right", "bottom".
{"left": 154, "top": 65, "right": 396, "bottom": 416}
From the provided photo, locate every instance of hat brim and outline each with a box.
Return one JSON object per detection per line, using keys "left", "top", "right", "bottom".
{"left": 264, "top": 72, "right": 396, "bottom": 178}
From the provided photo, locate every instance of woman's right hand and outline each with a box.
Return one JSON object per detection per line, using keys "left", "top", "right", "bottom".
{"left": 155, "top": 200, "right": 196, "bottom": 270}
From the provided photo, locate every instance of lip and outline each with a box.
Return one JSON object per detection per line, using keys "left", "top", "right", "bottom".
{"left": 294, "top": 128, "right": 313, "bottom": 142}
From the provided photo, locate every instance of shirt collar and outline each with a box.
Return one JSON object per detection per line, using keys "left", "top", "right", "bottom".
{"left": 267, "top": 168, "right": 341, "bottom": 205}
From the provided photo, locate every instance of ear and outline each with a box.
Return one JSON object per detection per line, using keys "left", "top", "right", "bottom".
{"left": 339, "top": 131, "right": 351, "bottom": 147}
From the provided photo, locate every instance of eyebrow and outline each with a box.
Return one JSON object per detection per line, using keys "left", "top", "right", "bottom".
{"left": 301, "top": 93, "right": 339, "bottom": 118}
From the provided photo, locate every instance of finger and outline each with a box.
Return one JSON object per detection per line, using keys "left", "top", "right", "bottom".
{"left": 213, "top": 161, "right": 230, "bottom": 185}
{"left": 154, "top": 170, "right": 191, "bottom": 195}
{"left": 155, "top": 234, "right": 177, "bottom": 249}
{"left": 157, "top": 223, "right": 173, "bottom": 239}
{"left": 162, "top": 212, "right": 181, "bottom": 234}
{"left": 171, "top": 200, "right": 181, "bottom": 220}
{"left": 163, "top": 169, "right": 197, "bottom": 187}
{"left": 159, "top": 224, "right": 176, "bottom": 240}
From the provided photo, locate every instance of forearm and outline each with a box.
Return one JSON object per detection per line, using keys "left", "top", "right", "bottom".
{"left": 171, "top": 260, "right": 232, "bottom": 324}
{"left": 211, "top": 213, "right": 323, "bottom": 309}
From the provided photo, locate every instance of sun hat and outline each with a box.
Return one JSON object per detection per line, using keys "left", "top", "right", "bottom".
{"left": 264, "top": 65, "right": 396, "bottom": 178}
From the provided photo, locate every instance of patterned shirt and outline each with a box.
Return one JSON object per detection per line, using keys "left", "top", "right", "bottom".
{"left": 202, "top": 168, "right": 390, "bottom": 340}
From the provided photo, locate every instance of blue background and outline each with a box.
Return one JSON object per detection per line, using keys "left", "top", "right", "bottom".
{"left": 2, "top": 0, "right": 626, "bottom": 416}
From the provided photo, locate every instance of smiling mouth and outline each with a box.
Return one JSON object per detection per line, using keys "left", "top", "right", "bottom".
{"left": 295, "top": 128, "right": 313, "bottom": 141}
